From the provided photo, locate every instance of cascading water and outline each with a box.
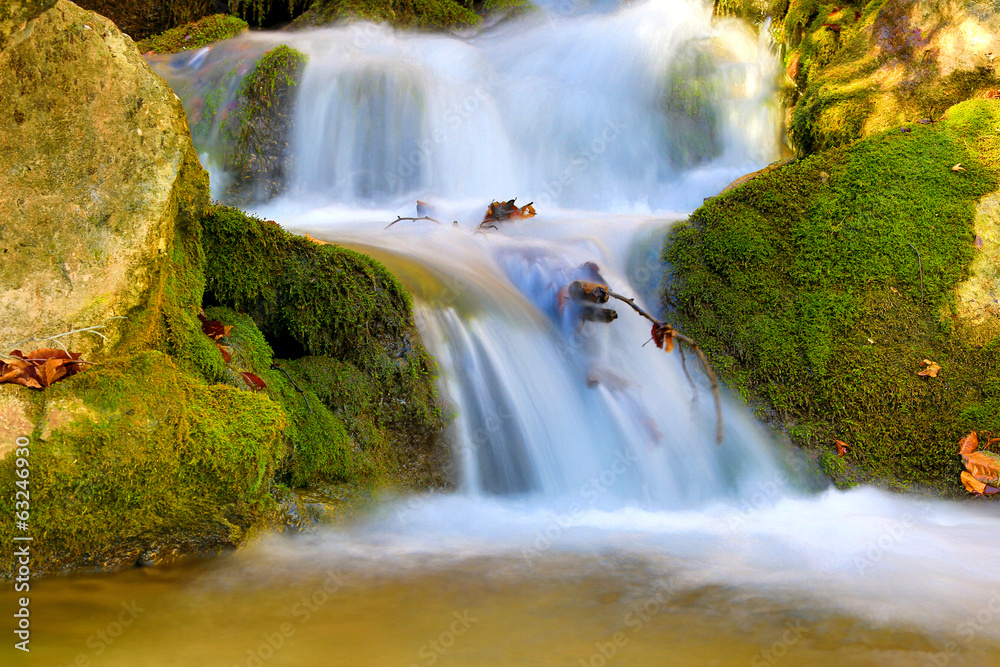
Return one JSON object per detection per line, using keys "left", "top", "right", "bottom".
{"left": 134, "top": 0, "right": 1000, "bottom": 660}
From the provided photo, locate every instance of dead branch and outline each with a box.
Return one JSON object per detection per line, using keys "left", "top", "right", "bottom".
{"left": 6, "top": 317, "right": 127, "bottom": 355}
{"left": 607, "top": 291, "right": 723, "bottom": 445}
{"left": 385, "top": 215, "right": 442, "bottom": 229}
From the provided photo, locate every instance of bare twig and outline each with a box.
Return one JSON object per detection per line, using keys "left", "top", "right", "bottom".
{"left": 907, "top": 242, "right": 924, "bottom": 301}
{"left": 385, "top": 215, "right": 441, "bottom": 229}
{"left": 271, "top": 363, "right": 311, "bottom": 414}
{"left": 607, "top": 291, "right": 723, "bottom": 444}
{"left": 6, "top": 317, "right": 126, "bottom": 355}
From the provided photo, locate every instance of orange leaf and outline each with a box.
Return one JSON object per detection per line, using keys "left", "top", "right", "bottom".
{"left": 962, "top": 471, "right": 989, "bottom": 495}
{"left": 916, "top": 359, "right": 941, "bottom": 378}
{"left": 217, "top": 343, "right": 232, "bottom": 363}
{"left": 959, "top": 431, "right": 979, "bottom": 455}
{"left": 37, "top": 358, "right": 69, "bottom": 388}
{"left": 303, "top": 233, "right": 329, "bottom": 246}
{"left": 835, "top": 439, "right": 849, "bottom": 456}
{"left": 962, "top": 451, "right": 1000, "bottom": 485}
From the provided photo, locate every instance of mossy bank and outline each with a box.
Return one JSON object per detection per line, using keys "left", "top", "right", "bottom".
{"left": 664, "top": 99, "right": 1000, "bottom": 494}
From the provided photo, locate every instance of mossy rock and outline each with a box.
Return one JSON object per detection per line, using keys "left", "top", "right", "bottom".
{"left": 224, "top": 44, "right": 308, "bottom": 205}
{"left": 663, "top": 99, "right": 1000, "bottom": 494}
{"left": 289, "top": 0, "right": 480, "bottom": 30}
{"left": 136, "top": 13, "right": 249, "bottom": 54}
{"left": 203, "top": 306, "right": 398, "bottom": 488}
{"left": 774, "top": 0, "right": 1000, "bottom": 155}
{"left": 0, "top": 0, "right": 212, "bottom": 362}
{"left": 202, "top": 206, "right": 447, "bottom": 487}
{"left": 0, "top": 351, "right": 287, "bottom": 575}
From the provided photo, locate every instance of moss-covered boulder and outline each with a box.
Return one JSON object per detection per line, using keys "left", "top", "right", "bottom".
{"left": 136, "top": 13, "right": 249, "bottom": 54}
{"left": 224, "top": 44, "right": 308, "bottom": 205}
{"left": 0, "top": 0, "right": 210, "bottom": 360}
{"left": 201, "top": 206, "right": 448, "bottom": 487}
{"left": 716, "top": 0, "right": 1000, "bottom": 155}
{"left": 0, "top": 352, "right": 287, "bottom": 574}
{"left": 663, "top": 99, "right": 1000, "bottom": 494}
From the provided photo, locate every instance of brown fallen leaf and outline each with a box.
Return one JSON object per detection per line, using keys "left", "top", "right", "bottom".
{"left": 890, "top": 286, "right": 900, "bottom": 294}
{"left": 835, "top": 439, "right": 849, "bottom": 456}
{"left": 241, "top": 371, "right": 267, "bottom": 392}
{"left": 917, "top": 359, "right": 941, "bottom": 378}
{"left": 482, "top": 198, "right": 536, "bottom": 225}
{"left": 217, "top": 343, "right": 232, "bottom": 364}
{"left": 651, "top": 322, "right": 675, "bottom": 353}
{"left": 198, "top": 313, "right": 231, "bottom": 341}
{"left": 975, "top": 235, "right": 984, "bottom": 250}
{"left": 960, "top": 471, "right": 998, "bottom": 495}
{"left": 0, "top": 348, "right": 88, "bottom": 389}
{"left": 952, "top": 163, "right": 966, "bottom": 172}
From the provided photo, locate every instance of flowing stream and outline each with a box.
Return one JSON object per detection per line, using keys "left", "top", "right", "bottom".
{"left": 10, "top": 2, "right": 1000, "bottom": 665}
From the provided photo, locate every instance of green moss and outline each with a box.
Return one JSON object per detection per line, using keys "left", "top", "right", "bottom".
{"left": 296, "top": 0, "right": 480, "bottom": 29}
{"left": 664, "top": 100, "right": 1000, "bottom": 494}
{"left": 203, "top": 307, "right": 380, "bottom": 487}
{"left": 113, "top": 146, "right": 228, "bottom": 384}
{"left": 0, "top": 351, "right": 286, "bottom": 574}
{"left": 202, "top": 206, "right": 445, "bottom": 486}
{"left": 136, "top": 14, "right": 248, "bottom": 54}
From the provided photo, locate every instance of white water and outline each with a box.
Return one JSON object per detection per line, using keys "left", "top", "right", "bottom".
{"left": 150, "top": 0, "right": 1000, "bottom": 648}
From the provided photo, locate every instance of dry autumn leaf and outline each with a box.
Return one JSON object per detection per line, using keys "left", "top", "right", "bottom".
{"left": 303, "top": 233, "right": 329, "bottom": 246}
{"left": 960, "top": 431, "right": 979, "bottom": 455}
{"left": 651, "top": 322, "right": 675, "bottom": 353}
{"left": 958, "top": 430, "right": 1000, "bottom": 495}
{"left": 917, "top": 359, "right": 941, "bottom": 378}
{"left": 952, "top": 163, "right": 966, "bottom": 172}
{"left": 241, "top": 371, "right": 267, "bottom": 392}
{"left": 961, "top": 471, "right": 999, "bottom": 495}
{"left": 198, "top": 313, "right": 232, "bottom": 341}
{"left": 835, "top": 439, "right": 849, "bottom": 456}
{"left": 0, "top": 348, "right": 88, "bottom": 389}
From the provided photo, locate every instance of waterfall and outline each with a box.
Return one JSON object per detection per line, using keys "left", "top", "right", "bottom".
{"left": 147, "top": 0, "right": 1000, "bottom": 640}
